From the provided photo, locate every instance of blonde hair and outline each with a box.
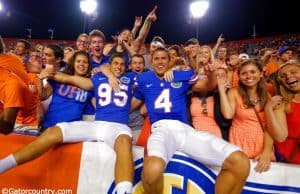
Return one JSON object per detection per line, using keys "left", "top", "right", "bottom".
{"left": 277, "top": 60, "right": 300, "bottom": 103}
{"left": 196, "top": 45, "right": 214, "bottom": 71}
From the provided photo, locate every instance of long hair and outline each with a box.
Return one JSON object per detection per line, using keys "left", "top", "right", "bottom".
{"left": 63, "top": 51, "right": 92, "bottom": 77}
{"left": 277, "top": 60, "right": 300, "bottom": 103}
{"left": 197, "top": 45, "right": 214, "bottom": 71}
{"left": 237, "top": 59, "right": 268, "bottom": 108}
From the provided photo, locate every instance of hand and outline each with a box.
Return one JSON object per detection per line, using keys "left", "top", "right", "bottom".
{"left": 39, "top": 68, "right": 55, "bottom": 79}
{"left": 134, "top": 16, "right": 143, "bottom": 27}
{"left": 117, "top": 35, "right": 124, "bottom": 45}
{"left": 108, "top": 76, "right": 121, "bottom": 93}
{"left": 266, "top": 95, "right": 283, "bottom": 110}
{"left": 253, "top": 153, "right": 271, "bottom": 173}
{"left": 174, "top": 57, "right": 187, "bottom": 67}
{"left": 91, "top": 67, "right": 102, "bottom": 76}
{"left": 111, "top": 35, "right": 118, "bottom": 44}
{"left": 164, "top": 69, "right": 174, "bottom": 82}
{"left": 146, "top": 5, "right": 157, "bottom": 22}
{"left": 217, "top": 34, "right": 224, "bottom": 44}
{"left": 189, "top": 49, "right": 198, "bottom": 58}
{"left": 216, "top": 74, "right": 230, "bottom": 91}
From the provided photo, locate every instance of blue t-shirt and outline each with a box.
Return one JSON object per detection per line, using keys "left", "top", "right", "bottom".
{"left": 43, "top": 80, "right": 94, "bottom": 128}
{"left": 92, "top": 72, "right": 136, "bottom": 124}
{"left": 134, "top": 70, "right": 198, "bottom": 124}
{"left": 91, "top": 55, "right": 110, "bottom": 69}
{"left": 83, "top": 54, "right": 110, "bottom": 115}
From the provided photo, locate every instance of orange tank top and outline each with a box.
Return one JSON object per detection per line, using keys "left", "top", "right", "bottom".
{"left": 190, "top": 96, "right": 222, "bottom": 138}
{"left": 230, "top": 95, "right": 268, "bottom": 158}
{"left": 275, "top": 101, "right": 300, "bottom": 164}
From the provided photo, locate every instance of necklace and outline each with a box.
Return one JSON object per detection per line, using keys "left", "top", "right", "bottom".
{"left": 249, "top": 98, "right": 261, "bottom": 105}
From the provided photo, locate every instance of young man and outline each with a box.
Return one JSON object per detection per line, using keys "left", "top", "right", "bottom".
{"left": 0, "top": 54, "right": 135, "bottom": 194}
{"left": 128, "top": 54, "right": 148, "bottom": 74}
{"left": 0, "top": 36, "right": 38, "bottom": 134}
{"left": 15, "top": 39, "right": 31, "bottom": 64}
{"left": 89, "top": 29, "right": 109, "bottom": 69}
{"left": 131, "top": 48, "right": 250, "bottom": 194}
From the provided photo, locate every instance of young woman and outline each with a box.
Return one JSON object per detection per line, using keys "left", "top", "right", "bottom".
{"left": 40, "top": 50, "right": 94, "bottom": 129}
{"left": 265, "top": 60, "right": 300, "bottom": 164}
{"left": 217, "top": 59, "right": 275, "bottom": 173}
{"left": 190, "top": 45, "right": 231, "bottom": 139}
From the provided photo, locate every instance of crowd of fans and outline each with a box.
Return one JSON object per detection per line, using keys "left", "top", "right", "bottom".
{"left": 1, "top": 5, "right": 300, "bottom": 194}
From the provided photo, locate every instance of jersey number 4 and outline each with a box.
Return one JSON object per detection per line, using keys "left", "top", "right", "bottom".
{"left": 98, "top": 83, "right": 128, "bottom": 107}
{"left": 154, "top": 89, "right": 172, "bottom": 113}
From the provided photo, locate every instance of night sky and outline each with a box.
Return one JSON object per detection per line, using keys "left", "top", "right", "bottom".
{"left": 0, "top": 0, "right": 299, "bottom": 44}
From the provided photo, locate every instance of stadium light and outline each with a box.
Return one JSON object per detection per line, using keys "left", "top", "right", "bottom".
{"left": 80, "top": 0, "right": 97, "bottom": 33}
{"left": 190, "top": 1, "right": 209, "bottom": 18}
{"left": 190, "top": 0, "right": 209, "bottom": 40}
{"left": 80, "top": 0, "right": 97, "bottom": 15}
{"left": 0, "top": 2, "right": 3, "bottom": 11}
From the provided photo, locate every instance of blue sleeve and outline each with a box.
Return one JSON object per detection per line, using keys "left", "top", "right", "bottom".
{"left": 133, "top": 75, "right": 144, "bottom": 101}
{"left": 173, "top": 69, "right": 198, "bottom": 84}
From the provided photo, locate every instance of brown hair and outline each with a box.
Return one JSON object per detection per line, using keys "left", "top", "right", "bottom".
{"left": 89, "top": 29, "right": 106, "bottom": 42}
{"left": 64, "top": 51, "right": 92, "bottom": 77}
{"left": 237, "top": 59, "right": 268, "bottom": 108}
{"left": 151, "top": 47, "right": 170, "bottom": 60}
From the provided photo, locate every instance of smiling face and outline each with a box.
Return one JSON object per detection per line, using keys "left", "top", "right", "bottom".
{"left": 76, "top": 35, "right": 89, "bottom": 51}
{"left": 278, "top": 63, "right": 300, "bottom": 93}
{"left": 74, "top": 54, "right": 90, "bottom": 76}
{"left": 110, "top": 56, "right": 126, "bottom": 77}
{"left": 239, "top": 63, "right": 263, "bottom": 88}
{"left": 198, "top": 46, "right": 211, "bottom": 65}
{"left": 152, "top": 49, "right": 170, "bottom": 78}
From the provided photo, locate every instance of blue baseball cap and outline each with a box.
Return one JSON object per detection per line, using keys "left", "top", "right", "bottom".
{"left": 278, "top": 46, "right": 294, "bottom": 56}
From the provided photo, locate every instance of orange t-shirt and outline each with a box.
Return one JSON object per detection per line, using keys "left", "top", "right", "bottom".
{"left": 15, "top": 73, "right": 39, "bottom": 126}
{"left": 0, "top": 53, "right": 29, "bottom": 84}
{"left": 0, "top": 68, "right": 26, "bottom": 111}
{"left": 0, "top": 68, "right": 39, "bottom": 126}
{"left": 264, "top": 62, "right": 280, "bottom": 77}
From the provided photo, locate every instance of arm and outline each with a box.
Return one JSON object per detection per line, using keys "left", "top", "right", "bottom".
{"left": 264, "top": 96, "right": 288, "bottom": 142}
{"left": 191, "top": 69, "right": 217, "bottom": 93}
{"left": 122, "top": 40, "right": 137, "bottom": 57}
{"left": 218, "top": 84, "right": 237, "bottom": 119}
{"left": 91, "top": 97, "right": 96, "bottom": 109}
{"left": 131, "top": 16, "right": 143, "bottom": 39}
{"left": 254, "top": 131, "right": 274, "bottom": 173}
{"left": 40, "top": 83, "right": 54, "bottom": 101}
{"left": 53, "top": 72, "right": 93, "bottom": 90}
{"left": 0, "top": 108, "right": 19, "bottom": 135}
{"left": 212, "top": 34, "right": 224, "bottom": 56}
{"left": 98, "top": 64, "right": 121, "bottom": 92}
{"left": 131, "top": 97, "right": 143, "bottom": 112}
{"left": 133, "top": 6, "right": 157, "bottom": 52}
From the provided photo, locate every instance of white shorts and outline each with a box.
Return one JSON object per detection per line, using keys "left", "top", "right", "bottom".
{"left": 57, "top": 121, "right": 132, "bottom": 148}
{"left": 147, "top": 119, "right": 240, "bottom": 167}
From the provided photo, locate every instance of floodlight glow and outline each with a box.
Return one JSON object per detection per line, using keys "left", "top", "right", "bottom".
{"left": 80, "top": 0, "right": 97, "bottom": 15}
{"left": 0, "top": 2, "right": 3, "bottom": 11}
{"left": 190, "top": 1, "right": 209, "bottom": 18}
